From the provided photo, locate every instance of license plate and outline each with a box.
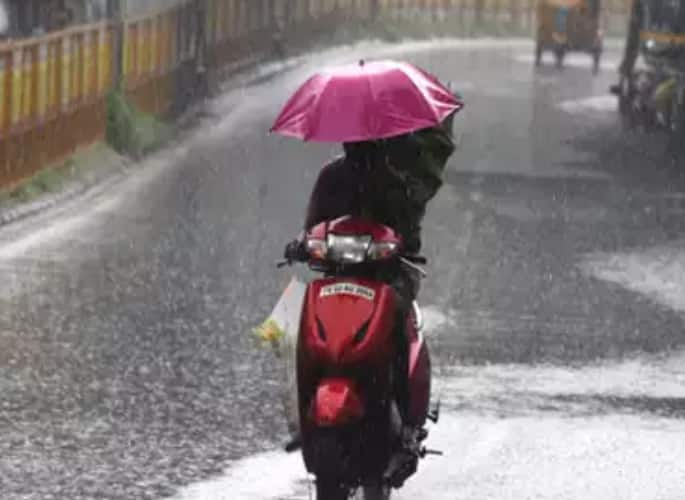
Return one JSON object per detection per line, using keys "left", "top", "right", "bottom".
{"left": 319, "top": 283, "right": 376, "bottom": 301}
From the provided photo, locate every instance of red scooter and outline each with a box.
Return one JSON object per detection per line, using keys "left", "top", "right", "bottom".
{"left": 281, "top": 216, "right": 439, "bottom": 500}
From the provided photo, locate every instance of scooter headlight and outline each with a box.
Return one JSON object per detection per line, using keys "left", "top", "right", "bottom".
{"left": 327, "top": 234, "right": 371, "bottom": 263}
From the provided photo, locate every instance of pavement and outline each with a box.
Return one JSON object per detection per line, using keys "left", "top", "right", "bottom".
{"left": 1, "top": 38, "right": 684, "bottom": 500}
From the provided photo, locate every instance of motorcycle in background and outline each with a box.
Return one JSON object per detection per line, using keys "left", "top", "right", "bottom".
{"left": 612, "top": 54, "right": 685, "bottom": 140}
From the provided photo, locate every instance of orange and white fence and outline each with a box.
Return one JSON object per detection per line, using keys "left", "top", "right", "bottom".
{"left": 0, "top": 23, "right": 114, "bottom": 188}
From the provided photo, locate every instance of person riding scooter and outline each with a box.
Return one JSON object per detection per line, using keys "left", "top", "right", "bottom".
{"left": 283, "top": 118, "right": 456, "bottom": 485}
{"left": 271, "top": 60, "right": 463, "bottom": 494}
{"left": 284, "top": 113, "right": 457, "bottom": 417}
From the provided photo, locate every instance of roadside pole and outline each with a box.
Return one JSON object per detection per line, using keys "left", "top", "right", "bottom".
{"left": 110, "top": 0, "right": 124, "bottom": 89}
{"left": 371, "top": 0, "right": 380, "bottom": 22}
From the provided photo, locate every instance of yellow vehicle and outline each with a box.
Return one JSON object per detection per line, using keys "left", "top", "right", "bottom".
{"left": 535, "top": 0, "right": 604, "bottom": 73}
{"left": 611, "top": 0, "right": 685, "bottom": 146}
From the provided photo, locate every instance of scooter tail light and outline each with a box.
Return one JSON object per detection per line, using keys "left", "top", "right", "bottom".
{"left": 310, "top": 378, "right": 365, "bottom": 427}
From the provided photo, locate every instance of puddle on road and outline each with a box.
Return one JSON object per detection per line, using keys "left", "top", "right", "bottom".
{"left": 557, "top": 95, "right": 618, "bottom": 116}
{"left": 582, "top": 243, "right": 685, "bottom": 314}
{"left": 514, "top": 53, "right": 621, "bottom": 71}
{"left": 172, "top": 364, "right": 685, "bottom": 500}
{"left": 172, "top": 306, "right": 685, "bottom": 500}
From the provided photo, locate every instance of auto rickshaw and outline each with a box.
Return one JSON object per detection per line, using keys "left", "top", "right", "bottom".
{"left": 535, "top": 0, "right": 604, "bottom": 73}
{"left": 610, "top": 0, "right": 685, "bottom": 146}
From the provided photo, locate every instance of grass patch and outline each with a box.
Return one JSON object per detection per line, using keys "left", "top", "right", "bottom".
{"left": 0, "top": 142, "right": 123, "bottom": 207}
{"left": 106, "top": 89, "right": 172, "bottom": 158}
{"left": 0, "top": 158, "right": 77, "bottom": 205}
{"left": 1, "top": 86, "right": 171, "bottom": 211}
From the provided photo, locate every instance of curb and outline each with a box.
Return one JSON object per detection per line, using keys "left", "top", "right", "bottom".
{"left": 0, "top": 162, "right": 132, "bottom": 229}
{"left": 0, "top": 47, "right": 311, "bottom": 231}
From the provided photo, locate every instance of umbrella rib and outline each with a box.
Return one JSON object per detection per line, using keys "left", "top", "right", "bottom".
{"left": 305, "top": 74, "right": 335, "bottom": 141}
{"left": 365, "top": 69, "right": 378, "bottom": 141}
{"left": 401, "top": 62, "right": 451, "bottom": 123}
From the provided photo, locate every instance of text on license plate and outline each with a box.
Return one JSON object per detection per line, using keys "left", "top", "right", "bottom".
{"left": 319, "top": 283, "right": 376, "bottom": 301}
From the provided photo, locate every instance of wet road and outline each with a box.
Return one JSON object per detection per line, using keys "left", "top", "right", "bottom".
{"left": 1, "top": 39, "right": 685, "bottom": 499}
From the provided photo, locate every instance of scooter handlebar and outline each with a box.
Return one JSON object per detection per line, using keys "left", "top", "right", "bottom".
{"left": 401, "top": 254, "right": 428, "bottom": 265}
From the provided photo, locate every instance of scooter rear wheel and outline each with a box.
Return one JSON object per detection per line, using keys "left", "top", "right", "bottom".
{"left": 316, "top": 478, "right": 350, "bottom": 500}
{"left": 362, "top": 484, "right": 392, "bottom": 500}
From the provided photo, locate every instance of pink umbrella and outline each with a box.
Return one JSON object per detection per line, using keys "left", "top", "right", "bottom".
{"left": 270, "top": 60, "right": 463, "bottom": 142}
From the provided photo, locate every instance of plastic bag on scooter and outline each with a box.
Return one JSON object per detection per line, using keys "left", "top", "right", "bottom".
{"left": 254, "top": 276, "right": 306, "bottom": 438}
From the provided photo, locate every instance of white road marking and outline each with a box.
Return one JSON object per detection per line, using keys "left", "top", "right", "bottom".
{"left": 171, "top": 301, "right": 685, "bottom": 500}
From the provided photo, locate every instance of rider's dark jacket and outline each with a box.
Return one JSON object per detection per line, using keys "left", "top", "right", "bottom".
{"left": 302, "top": 114, "right": 457, "bottom": 309}
{"left": 304, "top": 113, "right": 457, "bottom": 255}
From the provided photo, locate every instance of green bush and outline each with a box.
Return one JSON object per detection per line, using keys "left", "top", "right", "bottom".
{"left": 106, "top": 89, "right": 172, "bottom": 158}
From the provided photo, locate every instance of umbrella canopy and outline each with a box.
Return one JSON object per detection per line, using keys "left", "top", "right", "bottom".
{"left": 270, "top": 60, "right": 463, "bottom": 142}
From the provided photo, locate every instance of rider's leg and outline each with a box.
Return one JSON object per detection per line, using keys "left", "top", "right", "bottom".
{"left": 386, "top": 266, "right": 421, "bottom": 423}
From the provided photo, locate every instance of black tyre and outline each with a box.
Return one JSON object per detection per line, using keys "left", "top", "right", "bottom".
{"left": 535, "top": 41, "right": 543, "bottom": 67}
{"left": 617, "top": 77, "right": 630, "bottom": 115}
{"left": 667, "top": 90, "right": 685, "bottom": 155}
{"left": 555, "top": 47, "right": 565, "bottom": 69}
{"left": 617, "top": 76, "right": 637, "bottom": 129}
{"left": 362, "top": 483, "right": 392, "bottom": 500}
{"left": 316, "top": 478, "right": 350, "bottom": 500}
{"left": 592, "top": 49, "right": 601, "bottom": 75}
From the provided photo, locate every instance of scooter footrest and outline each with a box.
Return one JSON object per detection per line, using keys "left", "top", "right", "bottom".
{"left": 284, "top": 434, "right": 302, "bottom": 453}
